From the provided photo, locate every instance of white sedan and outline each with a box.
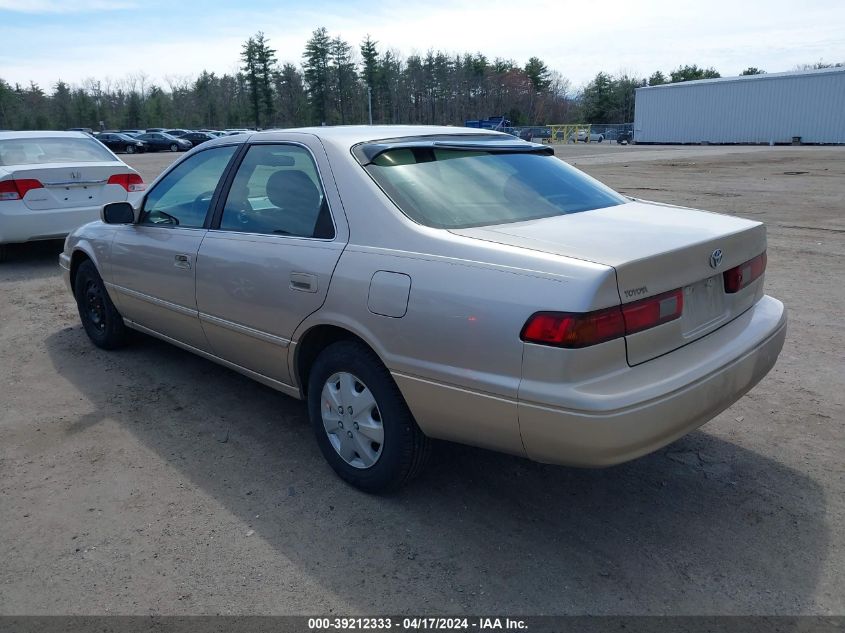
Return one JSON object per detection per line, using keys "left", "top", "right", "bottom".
{"left": 0, "top": 131, "right": 144, "bottom": 261}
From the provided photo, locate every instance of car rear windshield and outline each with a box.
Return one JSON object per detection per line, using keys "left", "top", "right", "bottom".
{"left": 364, "top": 147, "right": 626, "bottom": 229}
{"left": 0, "top": 137, "right": 117, "bottom": 166}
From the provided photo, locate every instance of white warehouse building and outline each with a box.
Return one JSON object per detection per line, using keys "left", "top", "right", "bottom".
{"left": 633, "top": 67, "right": 845, "bottom": 144}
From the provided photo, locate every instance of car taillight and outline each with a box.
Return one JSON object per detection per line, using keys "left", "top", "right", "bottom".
{"left": 621, "top": 288, "right": 684, "bottom": 335}
{"left": 521, "top": 288, "right": 684, "bottom": 348}
{"left": 107, "top": 173, "right": 146, "bottom": 192}
{"left": 723, "top": 251, "right": 767, "bottom": 293}
{"left": 521, "top": 308, "right": 625, "bottom": 348}
{"left": 0, "top": 178, "right": 44, "bottom": 201}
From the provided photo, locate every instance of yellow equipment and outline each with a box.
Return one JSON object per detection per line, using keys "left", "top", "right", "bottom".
{"left": 547, "top": 124, "right": 592, "bottom": 143}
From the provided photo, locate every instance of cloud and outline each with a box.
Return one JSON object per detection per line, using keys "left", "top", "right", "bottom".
{"left": 1, "top": 0, "right": 843, "bottom": 90}
{"left": 0, "top": 0, "right": 136, "bottom": 13}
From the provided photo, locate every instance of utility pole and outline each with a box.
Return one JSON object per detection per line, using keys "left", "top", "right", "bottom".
{"left": 367, "top": 86, "right": 373, "bottom": 125}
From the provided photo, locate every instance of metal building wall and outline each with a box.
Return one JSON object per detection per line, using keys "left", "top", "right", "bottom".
{"left": 634, "top": 68, "right": 845, "bottom": 144}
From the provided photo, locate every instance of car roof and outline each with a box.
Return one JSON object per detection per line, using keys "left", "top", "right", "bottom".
{"left": 0, "top": 130, "right": 91, "bottom": 141}
{"left": 201, "top": 125, "right": 516, "bottom": 151}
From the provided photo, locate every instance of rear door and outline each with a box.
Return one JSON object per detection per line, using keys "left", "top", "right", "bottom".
{"left": 195, "top": 137, "right": 347, "bottom": 386}
{"left": 109, "top": 144, "right": 239, "bottom": 351}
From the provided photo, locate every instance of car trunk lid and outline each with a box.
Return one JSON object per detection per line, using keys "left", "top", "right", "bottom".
{"left": 451, "top": 200, "right": 767, "bottom": 364}
{"left": 5, "top": 162, "right": 131, "bottom": 210}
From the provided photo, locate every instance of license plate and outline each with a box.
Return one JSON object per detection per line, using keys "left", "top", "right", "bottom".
{"left": 681, "top": 275, "right": 726, "bottom": 335}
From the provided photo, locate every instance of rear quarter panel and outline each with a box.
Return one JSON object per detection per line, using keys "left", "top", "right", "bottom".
{"left": 293, "top": 242, "right": 619, "bottom": 455}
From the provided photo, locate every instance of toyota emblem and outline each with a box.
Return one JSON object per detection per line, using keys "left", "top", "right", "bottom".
{"left": 709, "top": 249, "right": 723, "bottom": 269}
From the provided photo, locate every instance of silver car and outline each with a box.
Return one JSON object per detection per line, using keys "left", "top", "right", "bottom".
{"left": 60, "top": 126, "right": 787, "bottom": 491}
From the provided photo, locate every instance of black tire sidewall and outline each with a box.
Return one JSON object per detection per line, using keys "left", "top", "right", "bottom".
{"left": 74, "top": 260, "right": 127, "bottom": 349}
{"left": 307, "top": 341, "right": 419, "bottom": 492}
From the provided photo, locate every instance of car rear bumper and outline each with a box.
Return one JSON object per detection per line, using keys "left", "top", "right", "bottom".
{"left": 518, "top": 295, "right": 787, "bottom": 466}
{"left": 0, "top": 203, "right": 101, "bottom": 244}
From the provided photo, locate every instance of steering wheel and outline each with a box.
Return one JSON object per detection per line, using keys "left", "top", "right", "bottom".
{"left": 192, "top": 190, "right": 214, "bottom": 216}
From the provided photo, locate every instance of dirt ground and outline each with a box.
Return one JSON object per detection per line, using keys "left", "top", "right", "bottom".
{"left": 0, "top": 144, "right": 842, "bottom": 616}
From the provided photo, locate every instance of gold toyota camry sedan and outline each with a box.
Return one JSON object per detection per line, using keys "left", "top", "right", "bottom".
{"left": 60, "top": 126, "right": 786, "bottom": 491}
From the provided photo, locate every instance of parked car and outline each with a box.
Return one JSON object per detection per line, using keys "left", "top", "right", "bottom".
{"left": 144, "top": 128, "right": 166, "bottom": 133}
{"left": 164, "top": 129, "right": 192, "bottom": 137}
{"left": 569, "top": 129, "right": 604, "bottom": 143}
{"left": 95, "top": 132, "right": 147, "bottom": 154}
{"left": 0, "top": 131, "right": 144, "bottom": 262}
{"left": 517, "top": 127, "right": 552, "bottom": 141}
{"left": 178, "top": 131, "right": 216, "bottom": 147}
{"left": 119, "top": 129, "right": 145, "bottom": 136}
{"left": 61, "top": 126, "right": 786, "bottom": 491}
{"left": 616, "top": 129, "right": 634, "bottom": 144}
{"left": 135, "top": 132, "right": 192, "bottom": 152}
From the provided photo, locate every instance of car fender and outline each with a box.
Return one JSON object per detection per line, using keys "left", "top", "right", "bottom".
{"left": 64, "top": 223, "right": 118, "bottom": 293}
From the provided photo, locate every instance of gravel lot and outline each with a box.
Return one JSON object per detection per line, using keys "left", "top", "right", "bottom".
{"left": 1, "top": 144, "right": 843, "bottom": 615}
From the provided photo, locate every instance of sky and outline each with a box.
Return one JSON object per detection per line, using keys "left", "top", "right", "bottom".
{"left": 1, "top": 0, "right": 844, "bottom": 92}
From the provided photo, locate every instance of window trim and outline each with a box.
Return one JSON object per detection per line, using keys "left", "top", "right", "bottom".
{"left": 137, "top": 143, "right": 244, "bottom": 230}
{"left": 207, "top": 140, "right": 337, "bottom": 242}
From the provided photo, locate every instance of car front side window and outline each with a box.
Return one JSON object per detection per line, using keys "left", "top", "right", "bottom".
{"left": 140, "top": 145, "right": 237, "bottom": 228}
{"left": 218, "top": 144, "right": 334, "bottom": 239}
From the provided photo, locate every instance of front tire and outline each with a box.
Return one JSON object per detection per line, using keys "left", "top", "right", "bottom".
{"left": 308, "top": 340, "right": 430, "bottom": 492}
{"left": 125, "top": 144, "right": 136, "bottom": 154}
{"left": 0, "top": 245, "right": 9, "bottom": 263}
{"left": 170, "top": 143, "right": 178, "bottom": 152}
{"left": 74, "top": 259, "right": 128, "bottom": 350}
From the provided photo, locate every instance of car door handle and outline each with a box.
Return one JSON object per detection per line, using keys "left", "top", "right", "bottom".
{"left": 174, "top": 253, "right": 192, "bottom": 269}
{"left": 290, "top": 272, "right": 317, "bottom": 293}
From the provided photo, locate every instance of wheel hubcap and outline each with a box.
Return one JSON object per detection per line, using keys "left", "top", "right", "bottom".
{"left": 320, "top": 372, "right": 384, "bottom": 469}
{"left": 84, "top": 280, "right": 106, "bottom": 332}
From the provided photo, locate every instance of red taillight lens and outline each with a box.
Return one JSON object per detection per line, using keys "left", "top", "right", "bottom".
{"left": 107, "top": 173, "right": 145, "bottom": 192}
{"left": 521, "top": 288, "right": 684, "bottom": 348}
{"left": 0, "top": 178, "right": 44, "bottom": 201}
{"left": 723, "top": 251, "right": 767, "bottom": 293}
{"left": 622, "top": 288, "right": 684, "bottom": 335}
{"left": 521, "top": 307, "right": 626, "bottom": 348}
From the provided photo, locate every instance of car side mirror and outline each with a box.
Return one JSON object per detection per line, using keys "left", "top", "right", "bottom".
{"left": 102, "top": 202, "right": 136, "bottom": 224}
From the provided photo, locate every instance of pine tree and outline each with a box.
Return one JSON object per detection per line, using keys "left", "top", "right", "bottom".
{"left": 241, "top": 36, "right": 261, "bottom": 128}
{"left": 330, "top": 36, "right": 357, "bottom": 124}
{"left": 524, "top": 57, "right": 551, "bottom": 92}
{"left": 303, "top": 27, "right": 332, "bottom": 125}
{"left": 254, "top": 32, "right": 277, "bottom": 126}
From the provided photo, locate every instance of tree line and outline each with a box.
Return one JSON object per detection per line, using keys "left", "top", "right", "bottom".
{"left": 0, "top": 28, "right": 840, "bottom": 132}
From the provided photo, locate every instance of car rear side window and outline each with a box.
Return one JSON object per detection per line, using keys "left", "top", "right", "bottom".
{"left": 141, "top": 145, "right": 237, "bottom": 228}
{"left": 0, "top": 137, "right": 117, "bottom": 166}
{"left": 365, "top": 148, "right": 626, "bottom": 229}
{"left": 218, "top": 144, "right": 334, "bottom": 239}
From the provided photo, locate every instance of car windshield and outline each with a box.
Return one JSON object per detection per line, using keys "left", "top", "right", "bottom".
{"left": 364, "top": 147, "right": 626, "bottom": 229}
{"left": 0, "top": 137, "right": 117, "bottom": 166}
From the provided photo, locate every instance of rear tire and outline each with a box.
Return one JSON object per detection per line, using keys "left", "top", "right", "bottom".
{"left": 307, "top": 340, "right": 430, "bottom": 492}
{"left": 74, "top": 259, "right": 128, "bottom": 350}
{"left": 0, "top": 245, "right": 9, "bottom": 263}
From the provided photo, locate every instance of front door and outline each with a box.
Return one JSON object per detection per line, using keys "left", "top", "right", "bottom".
{"left": 109, "top": 144, "right": 239, "bottom": 351}
{"left": 195, "top": 139, "right": 347, "bottom": 386}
